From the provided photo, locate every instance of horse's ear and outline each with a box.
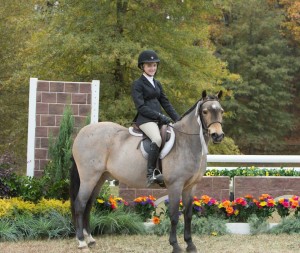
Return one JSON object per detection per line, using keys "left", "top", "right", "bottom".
{"left": 217, "top": 90, "right": 223, "bottom": 100}
{"left": 202, "top": 90, "right": 207, "bottom": 99}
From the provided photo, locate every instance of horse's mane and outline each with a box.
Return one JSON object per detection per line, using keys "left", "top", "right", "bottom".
{"left": 178, "top": 95, "right": 219, "bottom": 121}
{"left": 179, "top": 99, "right": 201, "bottom": 121}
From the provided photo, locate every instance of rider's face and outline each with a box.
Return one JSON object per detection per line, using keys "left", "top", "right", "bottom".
{"left": 143, "top": 62, "right": 157, "bottom": 77}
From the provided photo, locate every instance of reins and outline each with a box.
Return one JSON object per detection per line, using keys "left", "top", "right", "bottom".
{"left": 168, "top": 124, "right": 201, "bottom": 136}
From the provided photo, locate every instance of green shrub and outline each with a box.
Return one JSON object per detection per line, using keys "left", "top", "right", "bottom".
{"left": 42, "top": 106, "right": 74, "bottom": 200}
{"left": 248, "top": 214, "right": 270, "bottom": 234}
{"left": 150, "top": 216, "right": 227, "bottom": 236}
{"left": 90, "top": 209, "right": 145, "bottom": 235}
{"left": 0, "top": 218, "right": 21, "bottom": 241}
{"left": 0, "top": 168, "right": 21, "bottom": 198}
{"left": 151, "top": 217, "right": 184, "bottom": 236}
{"left": 209, "top": 137, "right": 241, "bottom": 155}
{"left": 205, "top": 166, "right": 300, "bottom": 179}
{"left": 192, "top": 216, "right": 227, "bottom": 235}
{"left": 269, "top": 216, "right": 300, "bottom": 234}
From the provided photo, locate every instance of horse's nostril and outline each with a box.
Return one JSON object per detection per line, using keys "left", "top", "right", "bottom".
{"left": 211, "top": 133, "right": 224, "bottom": 142}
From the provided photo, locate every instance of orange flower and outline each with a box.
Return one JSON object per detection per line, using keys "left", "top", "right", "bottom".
{"left": 201, "top": 195, "right": 211, "bottom": 204}
{"left": 148, "top": 195, "right": 156, "bottom": 201}
{"left": 226, "top": 206, "right": 234, "bottom": 215}
{"left": 267, "top": 199, "right": 275, "bottom": 207}
{"left": 153, "top": 216, "right": 160, "bottom": 225}
{"left": 290, "top": 199, "right": 299, "bottom": 208}
{"left": 245, "top": 194, "right": 253, "bottom": 199}
{"left": 221, "top": 200, "right": 231, "bottom": 208}
{"left": 260, "top": 194, "right": 271, "bottom": 200}
{"left": 109, "top": 196, "right": 117, "bottom": 206}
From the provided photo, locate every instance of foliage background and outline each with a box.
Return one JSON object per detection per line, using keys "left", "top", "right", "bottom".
{"left": 0, "top": 0, "right": 299, "bottom": 172}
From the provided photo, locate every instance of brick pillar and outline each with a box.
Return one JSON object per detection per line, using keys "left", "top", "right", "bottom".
{"left": 27, "top": 79, "right": 100, "bottom": 177}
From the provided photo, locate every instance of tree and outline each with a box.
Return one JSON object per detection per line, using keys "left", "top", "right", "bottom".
{"left": 279, "top": 0, "right": 300, "bottom": 154}
{"left": 0, "top": 0, "right": 45, "bottom": 167}
{"left": 2, "top": 0, "right": 233, "bottom": 165}
{"left": 210, "top": 0, "right": 300, "bottom": 154}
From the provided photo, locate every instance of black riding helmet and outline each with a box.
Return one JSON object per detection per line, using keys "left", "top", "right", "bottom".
{"left": 138, "top": 50, "right": 160, "bottom": 69}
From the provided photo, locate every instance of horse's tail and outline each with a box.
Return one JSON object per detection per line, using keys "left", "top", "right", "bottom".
{"left": 70, "top": 155, "right": 80, "bottom": 223}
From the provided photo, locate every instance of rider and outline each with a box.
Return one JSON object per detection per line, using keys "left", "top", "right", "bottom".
{"left": 131, "top": 50, "right": 180, "bottom": 187}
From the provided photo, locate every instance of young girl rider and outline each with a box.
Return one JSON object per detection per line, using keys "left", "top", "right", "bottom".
{"left": 131, "top": 50, "right": 180, "bottom": 187}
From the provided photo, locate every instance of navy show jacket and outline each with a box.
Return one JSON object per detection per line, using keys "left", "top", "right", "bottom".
{"left": 131, "top": 75, "right": 180, "bottom": 126}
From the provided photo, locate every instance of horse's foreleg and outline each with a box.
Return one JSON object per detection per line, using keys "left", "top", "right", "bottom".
{"left": 168, "top": 190, "right": 184, "bottom": 253}
{"left": 182, "top": 187, "right": 197, "bottom": 253}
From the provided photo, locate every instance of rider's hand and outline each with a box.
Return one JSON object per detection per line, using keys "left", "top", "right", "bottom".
{"left": 158, "top": 113, "right": 172, "bottom": 125}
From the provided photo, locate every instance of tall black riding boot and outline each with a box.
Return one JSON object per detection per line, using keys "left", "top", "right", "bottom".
{"left": 147, "top": 142, "right": 164, "bottom": 187}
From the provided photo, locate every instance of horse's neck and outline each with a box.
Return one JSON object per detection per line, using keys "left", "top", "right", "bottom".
{"left": 174, "top": 108, "right": 207, "bottom": 148}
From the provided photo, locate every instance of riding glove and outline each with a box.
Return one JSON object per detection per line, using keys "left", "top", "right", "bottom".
{"left": 158, "top": 113, "right": 172, "bottom": 124}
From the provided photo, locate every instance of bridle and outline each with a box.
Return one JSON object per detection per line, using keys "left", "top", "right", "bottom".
{"left": 170, "top": 97, "right": 223, "bottom": 156}
{"left": 197, "top": 98, "right": 223, "bottom": 131}
{"left": 170, "top": 97, "right": 222, "bottom": 136}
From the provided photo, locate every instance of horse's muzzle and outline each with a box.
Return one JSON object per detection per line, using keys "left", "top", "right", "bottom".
{"left": 211, "top": 132, "right": 225, "bottom": 144}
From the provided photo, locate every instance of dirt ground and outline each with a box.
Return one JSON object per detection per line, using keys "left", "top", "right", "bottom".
{"left": 1, "top": 234, "right": 300, "bottom": 253}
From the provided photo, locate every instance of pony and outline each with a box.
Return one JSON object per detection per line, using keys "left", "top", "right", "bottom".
{"left": 70, "top": 90, "right": 224, "bottom": 253}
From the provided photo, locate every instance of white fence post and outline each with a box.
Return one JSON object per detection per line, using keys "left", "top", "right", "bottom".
{"left": 26, "top": 78, "right": 38, "bottom": 177}
{"left": 91, "top": 80, "right": 100, "bottom": 124}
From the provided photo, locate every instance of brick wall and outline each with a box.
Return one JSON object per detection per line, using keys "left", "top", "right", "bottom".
{"left": 34, "top": 80, "right": 92, "bottom": 177}
{"left": 120, "top": 176, "right": 300, "bottom": 203}
{"left": 119, "top": 176, "right": 230, "bottom": 204}
{"left": 234, "top": 176, "right": 300, "bottom": 199}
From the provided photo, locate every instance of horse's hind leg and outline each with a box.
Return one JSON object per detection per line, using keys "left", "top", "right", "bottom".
{"left": 182, "top": 186, "right": 197, "bottom": 253}
{"left": 75, "top": 180, "right": 99, "bottom": 249}
{"left": 82, "top": 176, "right": 107, "bottom": 247}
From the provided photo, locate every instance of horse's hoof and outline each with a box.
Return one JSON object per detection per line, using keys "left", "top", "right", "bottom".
{"left": 186, "top": 244, "right": 198, "bottom": 253}
{"left": 78, "top": 245, "right": 89, "bottom": 251}
{"left": 88, "top": 241, "right": 96, "bottom": 248}
{"left": 172, "top": 245, "right": 184, "bottom": 253}
{"left": 78, "top": 240, "right": 88, "bottom": 250}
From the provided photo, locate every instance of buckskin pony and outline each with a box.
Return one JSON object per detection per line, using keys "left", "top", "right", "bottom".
{"left": 70, "top": 90, "right": 224, "bottom": 253}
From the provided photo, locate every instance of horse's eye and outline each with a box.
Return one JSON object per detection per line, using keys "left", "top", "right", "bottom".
{"left": 202, "top": 109, "right": 208, "bottom": 115}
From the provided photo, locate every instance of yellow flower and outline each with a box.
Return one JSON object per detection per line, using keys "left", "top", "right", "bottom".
{"left": 250, "top": 166, "right": 255, "bottom": 170}
{"left": 266, "top": 172, "right": 269, "bottom": 176}
{"left": 194, "top": 201, "right": 201, "bottom": 206}
{"left": 97, "top": 199, "right": 104, "bottom": 203}
{"left": 35, "top": 198, "right": 70, "bottom": 215}
{"left": 206, "top": 171, "right": 211, "bottom": 176}
{"left": 260, "top": 201, "right": 267, "bottom": 207}
{"left": 211, "top": 231, "right": 218, "bottom": 236}
{"left": 0, "top": 199, "right": 13, "bottom": 217}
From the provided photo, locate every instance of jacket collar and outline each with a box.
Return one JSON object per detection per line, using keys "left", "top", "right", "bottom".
{"left": 141, "top": 75, "right": 157, "bottom": 89}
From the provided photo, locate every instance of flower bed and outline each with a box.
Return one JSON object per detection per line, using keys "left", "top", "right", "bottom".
{"left": 1, "top": 194, "right": 300, "bottom": 223}
{"left": 1, "top": 193, "right": 300, "bottom": 240}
